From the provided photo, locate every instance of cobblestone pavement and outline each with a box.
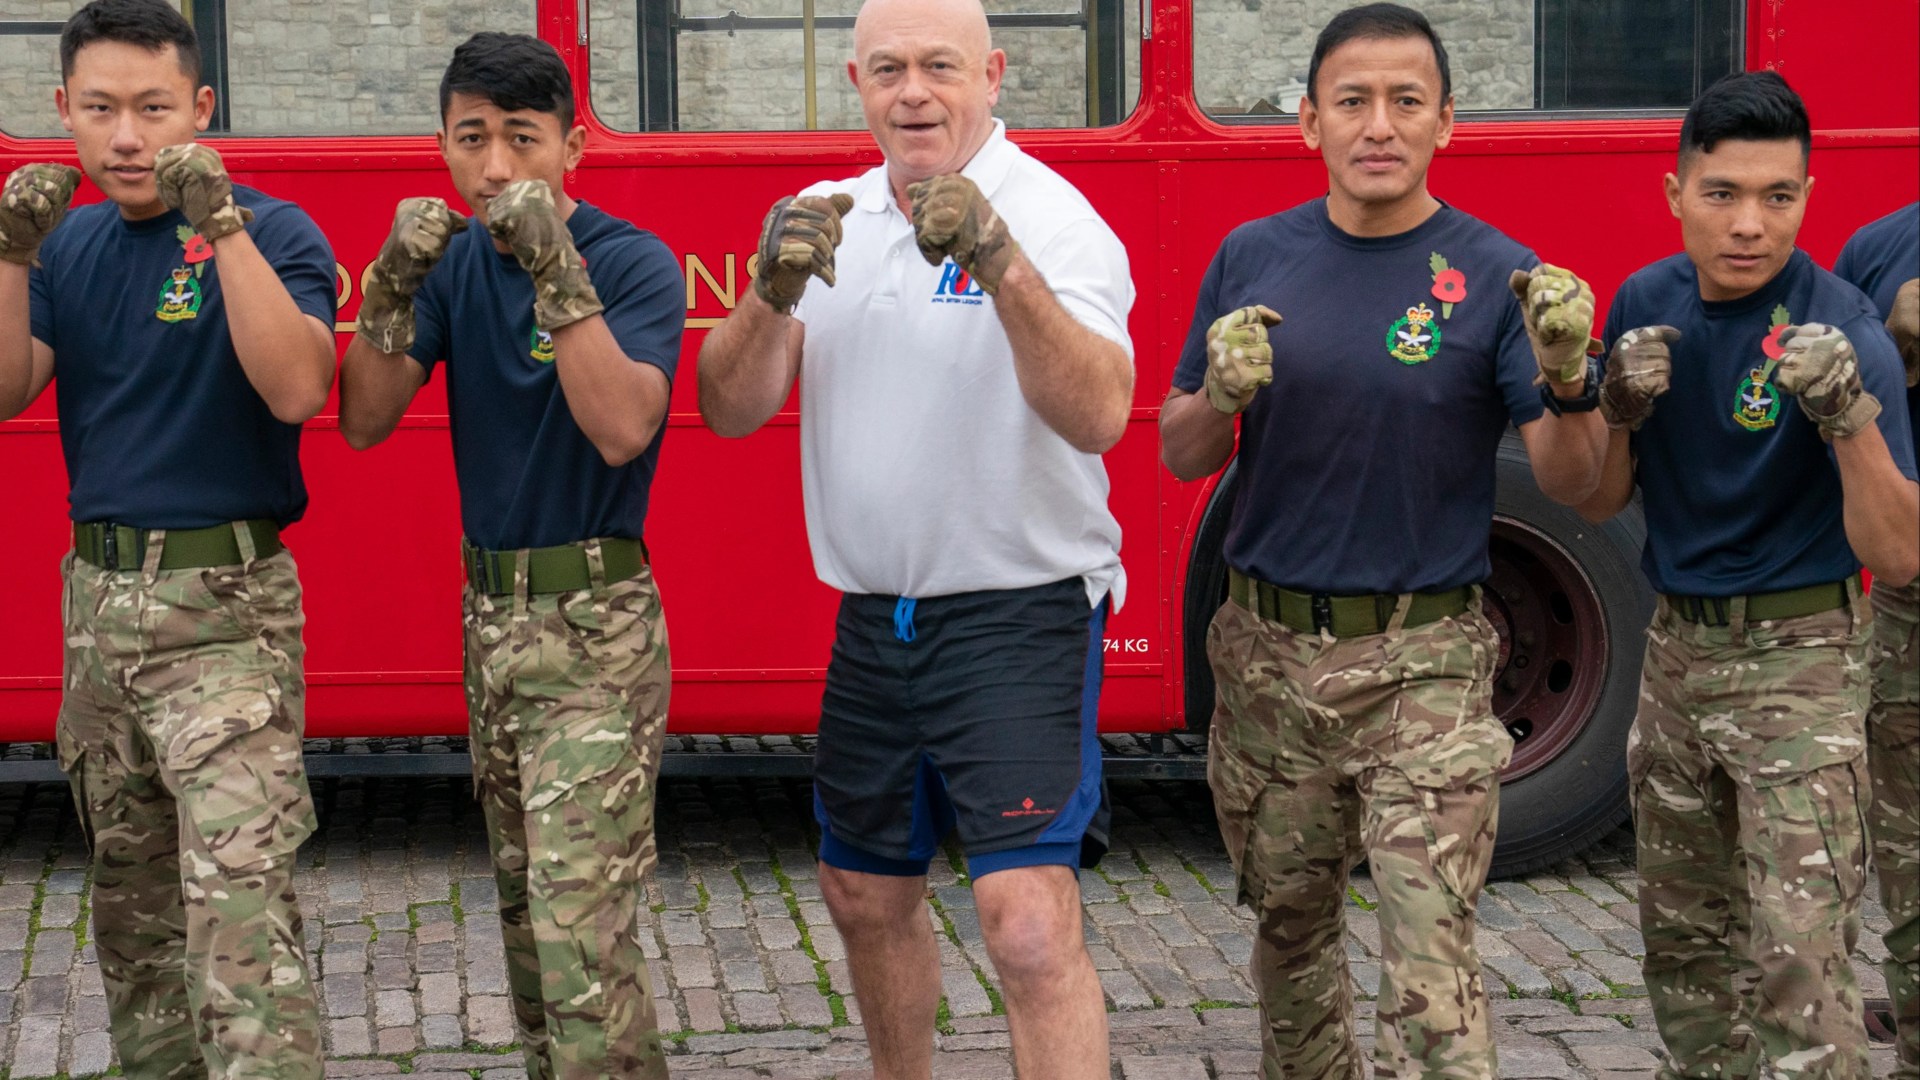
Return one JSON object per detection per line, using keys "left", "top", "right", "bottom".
{"left": 0, "top": 771, "right": 1900, "bottom": 1079}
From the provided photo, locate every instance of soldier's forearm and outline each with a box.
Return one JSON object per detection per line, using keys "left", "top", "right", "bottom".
{"left": 1575, "top": 431, "right": 1635, "bottom": 524}
{"left": 551, "top": 315, "right": 670, "bottom": 468}
{"left": 1159, "top": 388, "right": 1236, "bottom": 481}
{"left": 0, "top": 261, "right": 32, "bottom": 419}
{"left": 213, "top": 231, "right": 335, "bottom": 425}
{"left": 1834, "top": 424, "right": 1920, "bottom": 586}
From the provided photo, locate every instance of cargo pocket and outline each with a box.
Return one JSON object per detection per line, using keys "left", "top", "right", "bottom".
{"left": 1749, "top": 755, "right": 1870, "bottom": 937}
{"left": 524, "top": 714, "right": 651, "bottom": 929}
{"left": 165, "top": 674, "right": 316, "bottom": 875}
{"left": 1403, "top": 718, "right": 1510, "bottom": 911}
{"left": 54, "top": 722, "right": 95, "bottom": 855}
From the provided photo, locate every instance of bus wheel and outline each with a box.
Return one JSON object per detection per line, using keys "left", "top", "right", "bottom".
{"left": 1485, "top": 437, "right": 1652, "bottom": 878}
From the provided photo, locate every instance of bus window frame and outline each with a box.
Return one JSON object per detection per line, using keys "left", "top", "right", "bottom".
{"left": 0, "top": 1, "right": 1893, "bottom": 169}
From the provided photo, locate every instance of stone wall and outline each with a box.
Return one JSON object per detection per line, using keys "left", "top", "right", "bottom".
{"left": 3, "top": 0, "right": 1533, "bottom": 137}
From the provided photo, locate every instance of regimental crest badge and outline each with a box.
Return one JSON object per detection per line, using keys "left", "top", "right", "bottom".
{"left": 1387, "top": 303, "right": 1441, "bottom": 365}
{"left": 1734, "top": 303, "right": 1792, "bottom": 431}
{"left": 155, "top": 266, "right": 202, "bottom": 323}
{"left": 530, "top": 327, "right": 555, "bottom": 363}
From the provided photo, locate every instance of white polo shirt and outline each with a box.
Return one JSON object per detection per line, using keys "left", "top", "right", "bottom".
{"left": 791, "top": 120, "right": 1133, "bottom": 610}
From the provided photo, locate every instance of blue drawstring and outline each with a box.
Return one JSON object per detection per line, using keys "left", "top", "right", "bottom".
{"left": 893, "top": 597, "right": 918, "bottom": 643}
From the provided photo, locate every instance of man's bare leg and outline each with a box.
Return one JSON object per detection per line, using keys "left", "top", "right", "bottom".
{"left": 974, "top": 864, "right": 1108, "bottom": 1077}
{"left": 819, "top": 863, "right": 940, "bottom": 1079}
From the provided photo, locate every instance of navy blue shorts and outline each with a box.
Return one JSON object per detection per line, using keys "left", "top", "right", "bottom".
{"left": 813, "top": 577, "right": 1110, "bottom": 879}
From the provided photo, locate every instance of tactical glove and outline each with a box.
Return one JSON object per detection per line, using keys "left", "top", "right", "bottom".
{"left": 0, "top": 163, "right": 81, "bottom": 267}
{"left": 1889, "top": 278, "right": 1918, "bottom": 388}
{"left": 356, "top": 198, "right": 469, "bottom": 354}
{"left": 1203, "top": 305, "right": 1281, "bottom": 415}
{"left": 487, "top": 180, "right": 601, "bottom": 333}
{"left": 155, "top": 143, "right": 253, "bottom": 242}
{"left": 753, "top": 193, "right": 855, "bottom": 314}
{"left": 1509, "top": 264, "right": 1598, "bottom": 386}
{"left": 1599, "top": 325, "right": 1678, "bottom": 431}
{"left": 1773, "top": 323, "right": 1881, "bottom": 440}
{"left": 907, "top": 174, "right": 1018, "bottom": 295}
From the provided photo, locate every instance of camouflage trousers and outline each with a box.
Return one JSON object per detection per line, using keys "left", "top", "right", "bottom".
{"left": 462, "top": 547, "right": 671, "bottom": 1080}
{"left": 54, "top": 536, "right": 322, "bottom": 1080}
{"left": 1630, "top": 587, "right": 1874, "bottom": 1080}
{"left": 1205, "top": 594, "right": 1511, "bottom": 1080}
{"left": 1871, "top": 578, "right": 1920, "bottom": 1080}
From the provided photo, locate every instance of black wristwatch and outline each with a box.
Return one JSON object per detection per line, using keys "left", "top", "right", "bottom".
{"left": 1540, "top": 364, "right": 1601, "bottom": 415}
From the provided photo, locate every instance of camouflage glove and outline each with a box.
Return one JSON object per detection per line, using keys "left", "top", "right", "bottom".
{"left": 486, "top": 179, "right": 601, "bottom": 332}
{"left": 753, "top": 193, "right": 855, "bottom": 314}
{"left": 1509, "top": 264, "right": 1598, "bottom": 386}
{"left": 907, "top": 174, "right": 1019, "bottom": 295}
{"left": 0, "top": 163, "right": 81, "bottom": 267}
{"left": 1773, "top": 322, "right": 1882, "bottom": 440}
{"left": 1203, "top": 305, "right": 1281, "bottom": 415}
{"left": 1598, "top": 325, "right": 1678, "bottom": 431}
{"left": 1889, "top": 278, "right": 1918, "bottom": 388}
{"left": 355, "top": 198, "right": 469, "bottom": 354}
{"left": 155, "top": 143, "right": 253, "bottom": 242}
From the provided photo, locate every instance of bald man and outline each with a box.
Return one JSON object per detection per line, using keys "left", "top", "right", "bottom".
{"left": 698, "top": 0, "right": 1135, "bottom": 1075}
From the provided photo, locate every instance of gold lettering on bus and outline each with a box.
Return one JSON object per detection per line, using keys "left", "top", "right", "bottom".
{"left": 333, "top": 262, "right": 354, "bottom": 333}
{"left": 686, "top": 253, "right": 737, "bottom": 311}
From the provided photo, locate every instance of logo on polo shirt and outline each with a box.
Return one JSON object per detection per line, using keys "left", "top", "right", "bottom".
{"left": 530, "top": 327, "right": 555, "bottom": 363}
{"left": 931, "top": 261, "right": 986, "bottom": 307}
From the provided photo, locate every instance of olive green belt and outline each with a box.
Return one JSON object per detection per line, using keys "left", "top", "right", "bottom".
{"left": 1663, "top": 574, "right": 1858, "bottom": 626}
{"left": 1228, "top": 569, "right": 1473, "bottom": 638}
{"left": 463, "top": 537, "right": 647, "bottom": 596}
{"left": 74, "top": 520, "right": 281, "bottom": 572}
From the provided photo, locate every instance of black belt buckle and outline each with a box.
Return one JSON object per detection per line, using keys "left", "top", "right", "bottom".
{"left": 1310, "top": 594, "right": 1334, "bottom": 634}
{"left": 101, "top": 523, "right": 118, "bottom": 571}
{"left": 467, "top": 547, "right": 498, "bottom": 595}
{"left": 1685, "top": 596, "right": 1730, "bottom": 626}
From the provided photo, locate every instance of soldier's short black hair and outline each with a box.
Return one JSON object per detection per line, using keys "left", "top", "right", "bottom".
{"left": 1679, "top": 71, "right": 1811, "bottom": 169}
{"left": 440, "top": 32, "right": 575, "bottom": 130}
{"left": 1306, "top": 3, "right": 1451, "bottom": 105}
{"left": 60, "top": 0, "right": 200, "bottom": 84}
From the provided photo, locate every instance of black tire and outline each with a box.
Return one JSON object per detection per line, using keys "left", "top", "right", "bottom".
{"left": 1484, "top": 436, "right": 1651, "bottom": 878}
{"left": 1177, "top": 439, "right": 1652, "bottom": 877}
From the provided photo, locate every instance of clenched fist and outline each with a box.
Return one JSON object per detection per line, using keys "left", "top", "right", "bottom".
{"left": 1509, "top": 264, "right": 1597, "bottom": 386}
{"left": 1888, "top": 278, "right": 1917, "bottom": 388}
{"left": 487, "top": 180, "right": 601, "bottom": 332}
{"left": 907, "top": 174, "right": 1018, "bottom": 295}
{"left": 356, "top": 198, "right": 470, "bottom": 354}
{"left": 1599, "top": 325, "right": 1678, "bottom": 431}
{"left": 0, "top": 163, "right": 81, "bottom": 267}
{"left": 1203, "top": 305, "right": 1282, "bottom": 415}
{"left": 1773, "top": 323, "right": 1881, "bottom": 440}
{"left": 155, "top": 143, "right": 252, "bottom": 241}
{"left": 753, "top": 193, "right": 855, "bottom": 314}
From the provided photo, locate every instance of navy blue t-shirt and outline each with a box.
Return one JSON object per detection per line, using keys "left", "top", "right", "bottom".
{"left": 29, "top": 187, "right": 336, "bottom": 528}
{"left": 1172, "top": 198, "right": 1544, "bottom": 593}
{"left": 1603, "top": 249, "right": 1917, "bottom": 596}
{"left": 1834, "top": 201, "right": 1919, "bottom": 457}
{"left": 410, "top": 201, "right": 683, "bottom": 551}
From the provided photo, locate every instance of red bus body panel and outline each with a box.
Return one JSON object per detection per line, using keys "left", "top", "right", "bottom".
{"left": 2, "top": 0, "right": 1914, "bottom": 740}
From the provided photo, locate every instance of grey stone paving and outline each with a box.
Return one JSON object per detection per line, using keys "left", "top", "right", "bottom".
{"left": 0, "top": 774, "right": 1900, "bottom": 1079}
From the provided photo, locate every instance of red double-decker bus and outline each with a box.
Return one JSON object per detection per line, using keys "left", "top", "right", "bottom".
{"left": 2, "top": 0, "right": 1914, "bottom": 873}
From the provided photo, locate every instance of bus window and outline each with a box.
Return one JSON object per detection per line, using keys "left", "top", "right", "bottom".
{"left": 220, "top": 0, "right": 535, "bottom": 134}
{"left": 589, "top": 0, "right": 1142, "bottom": 133}
{"left": 0, "top": 6, "right": 71, "bottom": 138}
{"left": 1195, "top": 0, "right": 1739, "bottom": 118}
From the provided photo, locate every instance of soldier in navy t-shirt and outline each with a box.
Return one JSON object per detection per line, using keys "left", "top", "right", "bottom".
{"left": 1580, "top": 75, "right": 1918, "bottom": 1079}
{"left": 0, "top": 1, "right": 336, "bottom": 1075}
{"left": 1834, "top": 200, "right": 1919, "bottom": 1078}
{"left": 1158, "top": 7, "right": 1607, "bottom": 1077}
{"left": 336, "top": 34, "right": 679, "bottom": 1080}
